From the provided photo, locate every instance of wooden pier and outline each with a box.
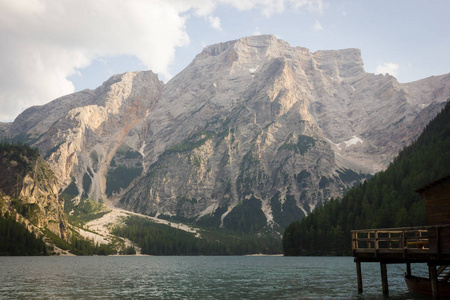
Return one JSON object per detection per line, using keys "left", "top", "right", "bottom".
{"left": 352, "top": 174, "right": 450, "bottom": 298}
{"left": 352, "top": 225, "right": 450, "bottom": 296}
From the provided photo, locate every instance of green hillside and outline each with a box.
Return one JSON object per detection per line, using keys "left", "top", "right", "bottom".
{"left": 283, "top": 100, "right": 450, "bottom": 256}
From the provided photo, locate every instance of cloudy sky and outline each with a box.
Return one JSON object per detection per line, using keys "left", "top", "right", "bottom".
{"left": 1, "top": 0, "right": 449, "bottom": 122}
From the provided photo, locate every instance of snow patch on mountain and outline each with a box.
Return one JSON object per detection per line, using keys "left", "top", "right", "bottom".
{"left": 326, "top": 136, "right": 363, "bottom": 151}
{"left": 343, "top": 136, "right": 363, "bottom": 148}
{"left": 249, "top": 66, "right": 259, "bottom": 77}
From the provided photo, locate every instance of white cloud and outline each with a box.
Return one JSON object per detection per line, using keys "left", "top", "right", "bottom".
{"left": 0, "top": 0, "right": 193, "bottom": 122}
{"left": 0, "top": 0, "right": 324, "bottom": 122}
{"left": 375, "top": 62, "right": 400, "bottom": 77}
{"left": 222, "top": 0, "right": 323, "bottom": 16}
{"left": 208, "top": 16, "right": 222, "bottom": 30}
{"left": 312, "top": 20, "right": 323, "bottom": 31}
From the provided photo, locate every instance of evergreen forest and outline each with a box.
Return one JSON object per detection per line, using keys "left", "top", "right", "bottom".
{"left": 113, "top": 216, "right": 282, "bottom": 255}
{"left": 283, "top": 100, "right": 450, "bottom": 256}
{"left": 0, "top": 213, "right": 47, "bottom": 255}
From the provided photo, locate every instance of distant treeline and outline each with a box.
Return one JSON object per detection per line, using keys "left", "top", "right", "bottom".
{"left": 42, "top": 226, "right": 121, "bottom": 256}
{"left": 0, "top": 213, "right": 47, "bottom": 255}
{"left": 283, "top": 100, "right": 450, "bottom": 256}
{"left": 0, "top": 141, "right": 40, "bottom": 157}
{"left": 113, "top": 216, "right": 282, "bottom": 255}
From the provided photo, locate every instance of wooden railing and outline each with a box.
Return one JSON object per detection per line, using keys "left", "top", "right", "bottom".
{"left": 353, "top": 225, "right": 450, "bottom": 296}
{"left": 352, "top": 227, "right": 430, "bottom": 253}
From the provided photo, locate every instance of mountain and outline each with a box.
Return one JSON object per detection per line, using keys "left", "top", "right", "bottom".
{"left": 7, "top": 71, "right": 163, "bottom": 204}
{"left": 2, "top": 35, "right": 449, "bottom": 233}
{"left": 0, "top": 142, "right": 70, "bottom": 254}
{"left": 0, "top": 123, "right": 9, "bottom": 136}
{"left": 283, "top": 100, "right": 450, "bottom": 255}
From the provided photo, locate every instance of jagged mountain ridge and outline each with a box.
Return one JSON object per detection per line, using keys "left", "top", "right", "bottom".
{"left": 2, "top": 35, "right": 449, "bottom": 232}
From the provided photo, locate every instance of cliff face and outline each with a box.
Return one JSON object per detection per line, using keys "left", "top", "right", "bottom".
{"left": 121, "top": 37, "right": 362, "bottom": 227}
{"left": 0, "top": 144, "right": 70, "bottom": 241}
{"left": 2, "top": 35, "right": 449, "bottom": 232}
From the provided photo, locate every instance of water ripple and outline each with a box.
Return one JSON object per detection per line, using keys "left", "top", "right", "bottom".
{"left": 0, "top": 256, "right": 428, "bottom": 299}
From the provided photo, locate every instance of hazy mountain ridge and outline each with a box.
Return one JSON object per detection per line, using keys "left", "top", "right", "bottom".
{"left": 2, "top": 35, "right": 449, "bottom": 233}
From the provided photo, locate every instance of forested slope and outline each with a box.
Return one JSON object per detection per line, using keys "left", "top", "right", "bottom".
{"left": 283, "top": 100, "right": 450, "bottom": 256}
{"left": 0, "top": 142, "right": 117, "bottom": 256}
{"left": 0, "top": 143, "right": 48, "bottom": 255}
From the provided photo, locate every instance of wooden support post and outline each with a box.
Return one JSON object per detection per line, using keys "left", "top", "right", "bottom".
{"left": 356, "top": 261, "right": 363, "bottom": 293}
{"left": 375, "top": 231, "right": 379, "bottom": 252}
{"left": 403, "top": 229, "right": 408, "bottom": 259}
{"left": 406, "top": 263, "right": 411, "bottom": 276}
{"left": 380, "top": 262, "right": 389, "bottom": 295}
{"left": 429, "top": 263, "right": 439, "bottom": 299}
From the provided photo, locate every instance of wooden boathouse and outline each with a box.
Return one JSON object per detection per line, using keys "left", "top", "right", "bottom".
{"left": 352, "top": 174, "right": 450, "bottom": 298}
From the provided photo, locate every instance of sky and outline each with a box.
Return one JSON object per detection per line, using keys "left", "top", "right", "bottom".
{"left": 1, "top": 0, "right": 449, "bottom": 122}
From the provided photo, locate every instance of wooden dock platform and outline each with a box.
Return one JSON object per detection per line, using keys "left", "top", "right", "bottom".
{"left": 352, "top": 174, "right": 450, "bottom": 298}
{"left": 352, "top": 225, "right": 450, "bottom": 297}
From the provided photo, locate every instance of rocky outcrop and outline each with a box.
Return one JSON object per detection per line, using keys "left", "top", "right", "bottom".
{"left": 2, "top": 35, "right": 449, "bottom": 232}
{"left": 0, "top": 144, "right": 70, "bottom": 241}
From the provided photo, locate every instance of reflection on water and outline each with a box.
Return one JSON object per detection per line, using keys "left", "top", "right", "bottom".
{"left": 0, "top": 256, "right": 430, "bottom": 299}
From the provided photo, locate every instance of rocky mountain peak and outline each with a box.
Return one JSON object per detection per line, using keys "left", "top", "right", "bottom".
{"left": 312, "top": 48, "right": 365, "bottom": 79}
{"left": 2, "top": 36, "right": 449, "bottom": 234}
{"left": 195, "top": 35, "right": 295, "bottom": 75}
{"left": 200, "top": 34, "right": 279, "bottom": 56}
{"left": 198, "top": 35, "right": 365, "bottom": 80}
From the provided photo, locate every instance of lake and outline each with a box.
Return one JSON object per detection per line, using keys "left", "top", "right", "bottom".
{"left": 0, "top": 256, "right": 430, "bottom": 299}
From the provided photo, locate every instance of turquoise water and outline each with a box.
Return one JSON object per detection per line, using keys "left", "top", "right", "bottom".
{"left": 0, "top": 256, "right": 429, "bottom": 299}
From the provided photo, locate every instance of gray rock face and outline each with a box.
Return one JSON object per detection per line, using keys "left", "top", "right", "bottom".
{"left": 3, "top": 35, "right": 449, "bottom": 232}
